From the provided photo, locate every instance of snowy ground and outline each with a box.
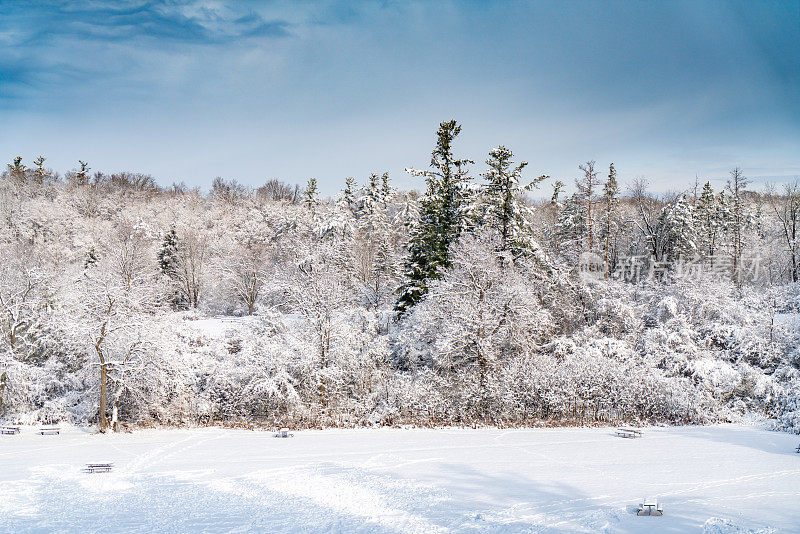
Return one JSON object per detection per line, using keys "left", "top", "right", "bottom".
{"left": 0, "top": 425, "right": 798, "bottom": 533}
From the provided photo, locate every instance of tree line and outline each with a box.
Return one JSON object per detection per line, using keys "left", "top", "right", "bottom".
{"left": 1, "top": 121, "right": 799, "bottom": 431}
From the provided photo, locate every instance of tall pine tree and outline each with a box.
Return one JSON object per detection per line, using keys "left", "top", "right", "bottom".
{"left": 7, "top": 156, "right": 28, "bottom": 186}
{"left": 474, "top": 145, "right": 546, "bottom": 260}
{"left": 554, "top": 193, "right": 589, "bottom": 257}
{"left": 659, "top": 195, "right": 697, "bottom": 263}
{"left": 599, "top": 163, "right": 620, "bottom": 275}
{"left": 396, "top": 120, "right": 473, "bottom": 313}
{"left": 356, "top": 173, "right": 397, "bottom": 309}
{"left": 304, "top": 177, "right": 319, "bottom": 213}
{"left": 158, "top": 226, "right": 180, "bottom": 275}
{"left": 576, "top": 160, "right": 598, "bottom": 251}
{"left": 363, "top": 172, "right": 382, "bottom": 216}
{"left": 341, "top": 176, "right": 357, "bottom": 214}
{"left": 694, "top": 181, "right": 721, "bottom": 264}
{"left": 380, "top": 172, "right": 392, "bottom": 205}
{"left": 33, "top": 156, "right": 49, "bottom": 185}
{"left": 158, "top": 225, "right": 188, "bottom": 309}
{"left": 76, "top": 160, "right": 90, "bottom": 186}
{"left": 726, "top": 167, "right": 749, "bottom": 282}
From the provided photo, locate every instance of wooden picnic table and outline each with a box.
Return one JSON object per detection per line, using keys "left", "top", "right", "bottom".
{"left": 274, "top": 428, "right": 294, "bottom": 438}
{"left": 85, "top": 463, "right": 114, "bottom": 473}
{"left": 616, "top": 428, "right": 643, "bottom": 438}
{"left": 39, "top": 427, "right": 60, "bottom": 435}
{"left": 0, "top": 426, "right": 21, "bottom": 435}
{"left": 638, "top": 497, "right": 663, "bottom": 516}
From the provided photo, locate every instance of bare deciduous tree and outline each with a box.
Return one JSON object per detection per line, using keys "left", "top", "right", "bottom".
{"left": 287, "top": 244, "right": 351, "bottom": 414}
{"left": 770, "top": 181, "right": 800, "bottom": 282}
{"left": 257, "top": 179, "right": 299, "bottom": 203}
{"left": 60, "top": 263, "right": 158, "bottom": 432}
{"left": 0, "top": 249, "right": 50, "bottom": 354}
{"left": 113, "top": 222, "right": 153, "bottom": 291}
{"left": 174, "top": 228, "right": 207, "bottom": 308}
{"left": 225, "top": 245, "right": 271, "bottom": 315}
{"left": 630, "top": 178, "right": 667, "bottom": 261}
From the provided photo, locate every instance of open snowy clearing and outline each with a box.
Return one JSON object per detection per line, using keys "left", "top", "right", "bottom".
{"left": 0, "top": 425, "right": 798, "bottom": 533}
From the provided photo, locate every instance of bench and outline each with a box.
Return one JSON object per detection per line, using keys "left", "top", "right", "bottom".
{"left": 795, "top": 444, "right": 799, "bottom": 453}
{"left": 274, "top": 428, "right": 294, "bottom": 438}
{"left": 85, "top": 463, "right": 114, "bottom": 473}
{"left": 39, "top": 427, "right": 60, "bottom": 435}
{"left": 616, "top": 428, "right": 643, "bottom": 438}
{"left": 637, "top": 497, "right": 663, "bottom": 516}
{"left": 0, "top": 426, "right": 20, "bottom": 435}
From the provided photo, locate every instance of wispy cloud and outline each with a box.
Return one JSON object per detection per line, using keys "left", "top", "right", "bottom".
{"left": 5, "top": 1, "right": 291, "bottom": 44}
{"left": 0, "top": 0, "right": 292, "bottom": 102}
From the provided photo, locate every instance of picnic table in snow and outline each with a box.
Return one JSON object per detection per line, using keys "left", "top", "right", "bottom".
{"left": 637, "top": 497, "right": 663, "bottom": 516}
{"left": 796, "top": 444, "right": 800, "bottom": 453}
{"left": 85, "top": 463, "right": 114, "bottom": 473}
{"left": 0, "top": 426, "right": 20, "bottom": 435}
{"left": 616, "top": 428, "right": 642, "bottom": 438}
{"left": 39, "top": 427, "right": 60, "bottom": 435}
{"left": 274, "top": 428, "right": 294, "bottom": 438}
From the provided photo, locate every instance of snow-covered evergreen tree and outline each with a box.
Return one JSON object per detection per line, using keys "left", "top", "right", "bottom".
{"left": 543, "top": 180, "right": 566, "bottom": 253}
{"left": 554, "top": 193, "right": 589, "bottom": 259}
{"left": 599, "top": 163, "right": 620, "bottom": 275}
{"left": 84, "top": 247, "right": 99, "bottom": 269}
{"left": 304, "top": 177, "right": 319, "bottom": 213}
{"left": 75, "top": 160, "right": 90, "bottom": 186}
{"left": 156, "top": 226, "right": 206, "bottom": 309}
{"left": 341, "top": 176, "right": 357, "bottom": 214}
{"left": 473, "top": 145, "right": 546, "bottom": 260}
{"left": 354, "top": 173, "right": 400, "bottom": 308}
{"left": 158, "top": 226, "right": 180, "bottom": 276}
{"left": 575, "top": 160, "right": 598, "bottom": 251}
{"left": 694, "top": 181, "right": 721, "bottom": 264}
{"left": 380, "top": 172, "right": 393, "bottom": 205}
{"left": 361, "top": 172, "right": 383, "bottom": 217}
{"left": 659, "top": 194, "right": 697, "bottom": 263}
{"left": 6, "top": 157, "right": 28, "bottom": 187}
{"left": 725, "top": 167, "right": 749, "bottom": 282}
{"left": 396, "top": 120, "right": 473, "bottom": 313}
{"left": 32, "top": 156, "right": 49, "bottom": 186}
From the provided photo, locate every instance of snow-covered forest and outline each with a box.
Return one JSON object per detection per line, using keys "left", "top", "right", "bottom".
{"left": 1, "top": 121, "right": 799, "bottom": 433}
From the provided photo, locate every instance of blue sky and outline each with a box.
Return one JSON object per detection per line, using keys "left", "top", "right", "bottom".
{"left": 1, "top": 0, "right": 798, "bottom": 195}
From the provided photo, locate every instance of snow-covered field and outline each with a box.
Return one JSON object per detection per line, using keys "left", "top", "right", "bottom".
{"left": 0, "top": 425, "right": 798, "bottom": 533}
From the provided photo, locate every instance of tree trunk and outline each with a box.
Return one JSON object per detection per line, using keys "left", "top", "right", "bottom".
{"left": 318, "top": 327, "right": 329, "bottom": 411}
{"left": 99, "top": 363, "right": 108, "bottom": 432}
{"left": 0, "top": 372, "right": 6, "bottom": 414}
